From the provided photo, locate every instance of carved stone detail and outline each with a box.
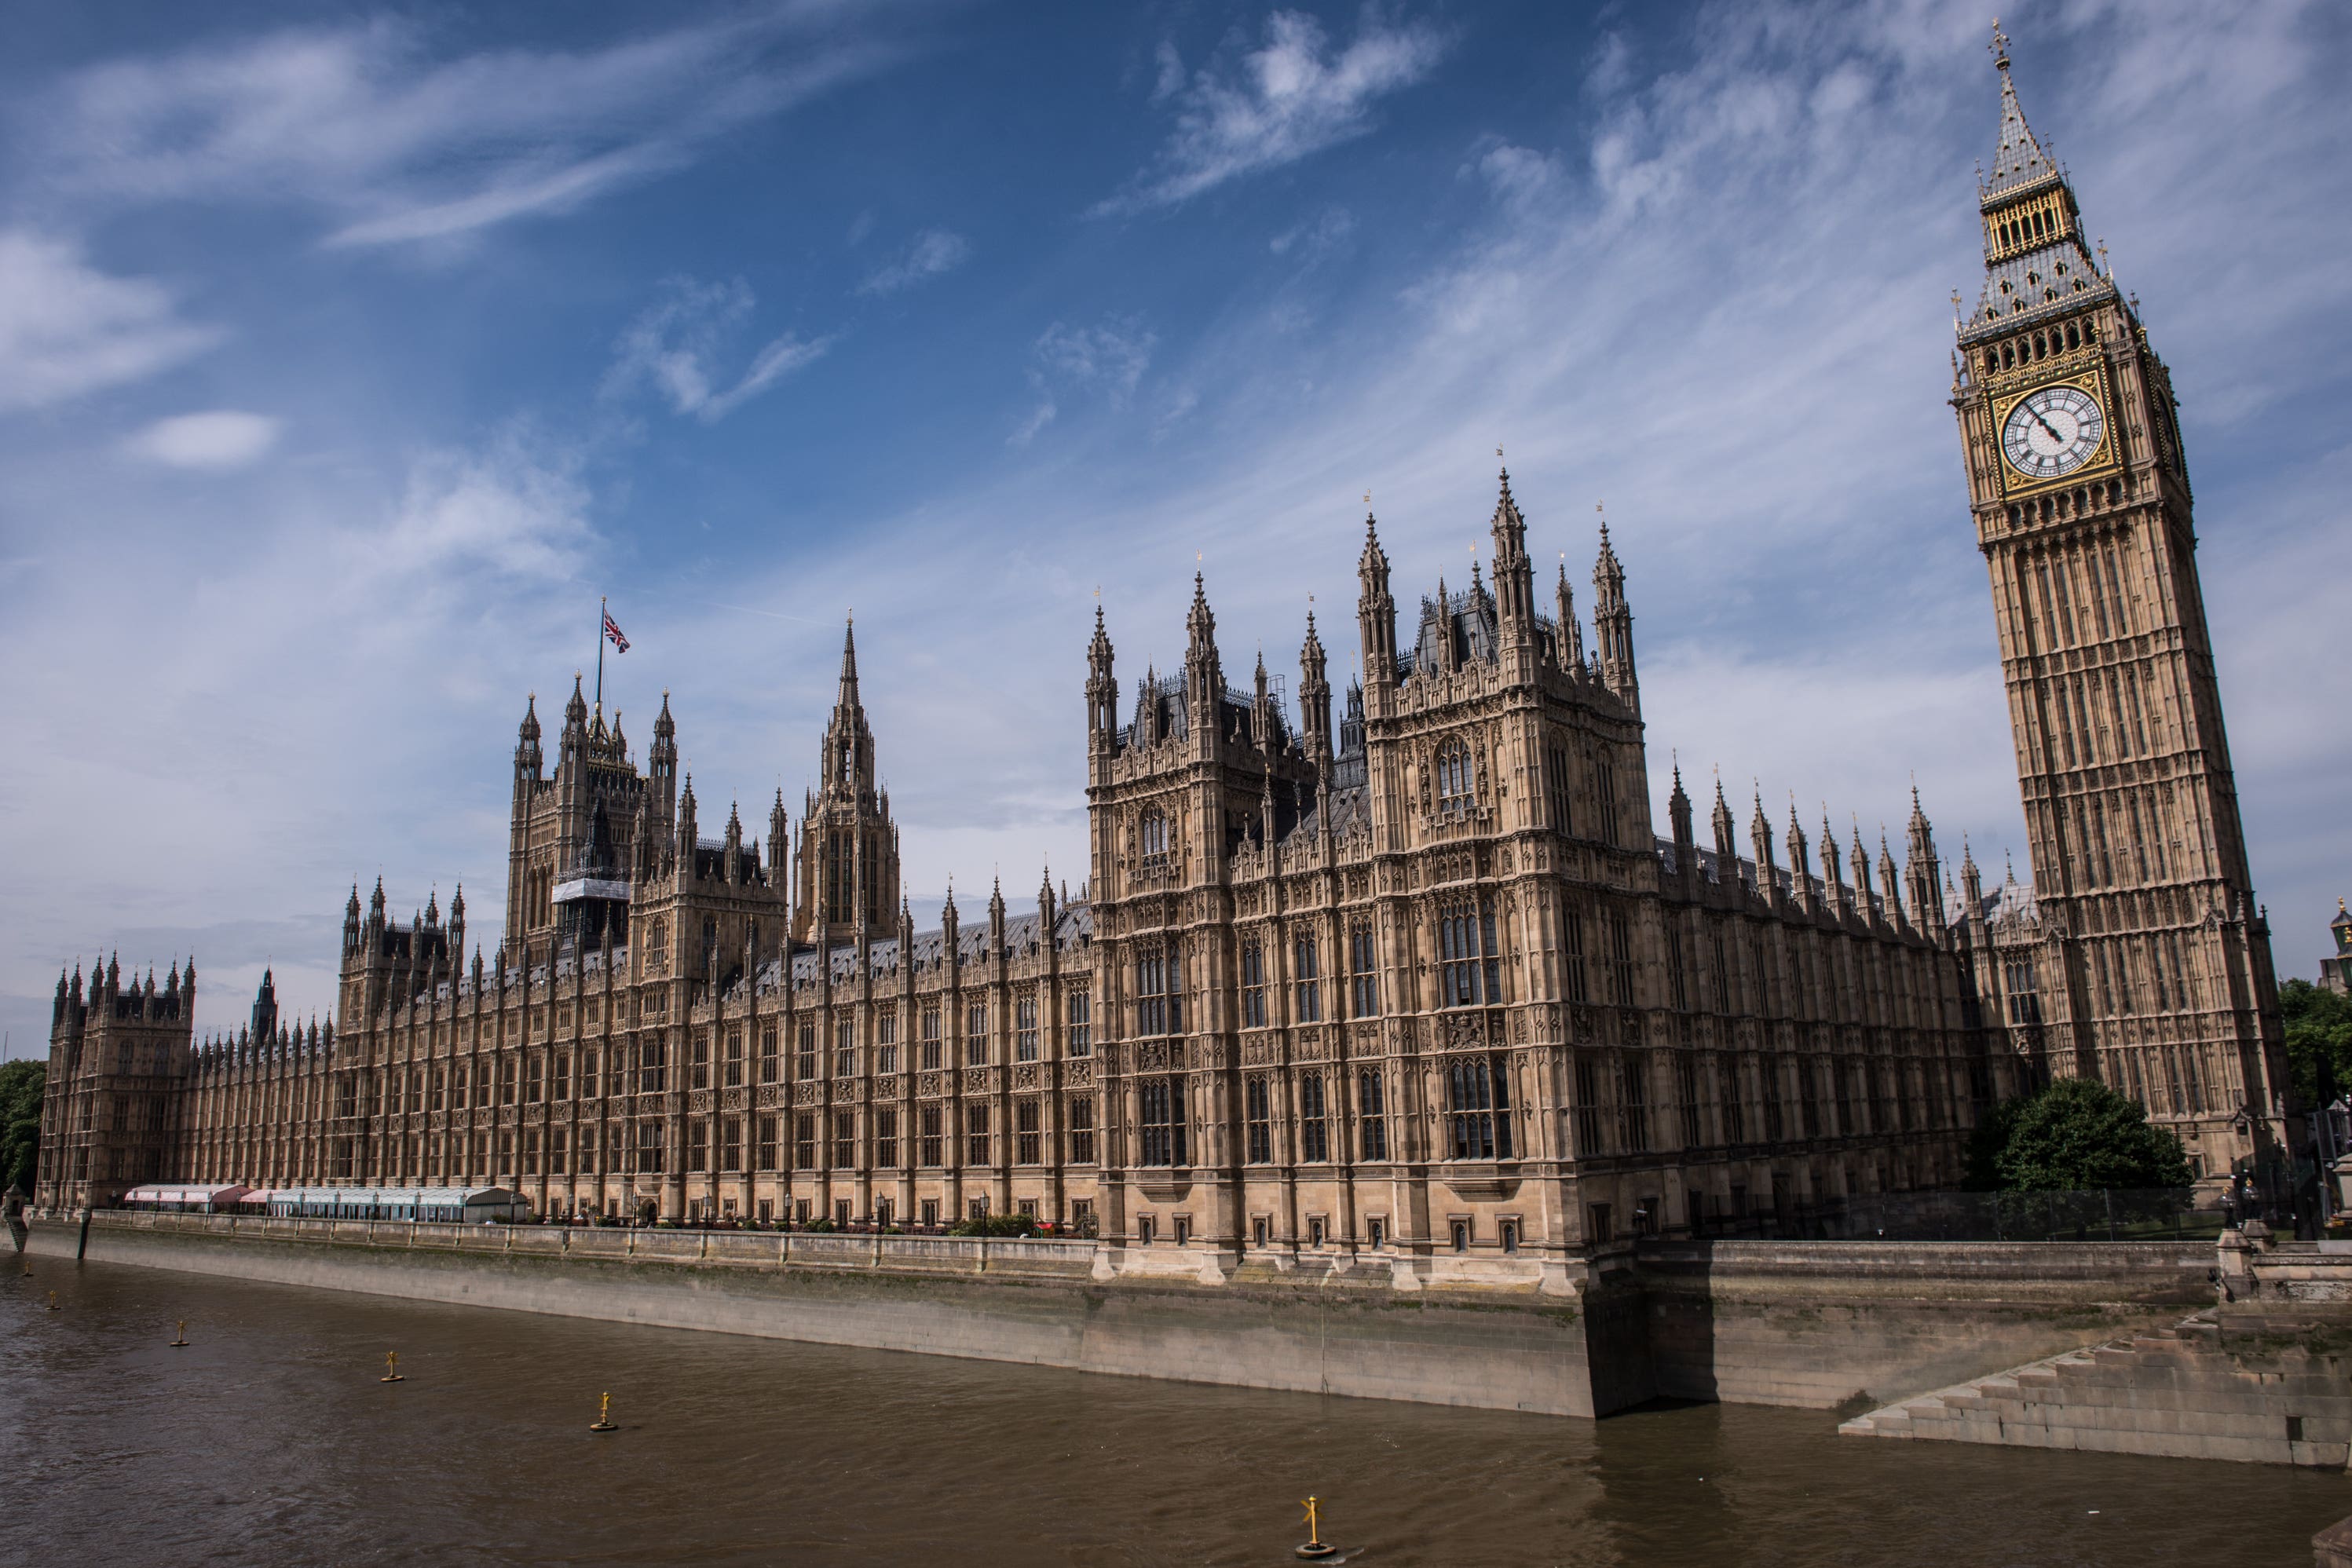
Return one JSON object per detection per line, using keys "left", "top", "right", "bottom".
{"left": 1429, "top": 1020, "right": 1486, "bottom": 1053}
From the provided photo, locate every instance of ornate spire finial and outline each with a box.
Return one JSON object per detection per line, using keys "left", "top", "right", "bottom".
{"left": 1990, "top": 18, "right": 2010, "bottom": 72}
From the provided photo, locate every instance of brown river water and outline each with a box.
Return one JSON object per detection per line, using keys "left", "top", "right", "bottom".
{"left": 1, "top": 1256, "right": 2343, "bottom": 1566}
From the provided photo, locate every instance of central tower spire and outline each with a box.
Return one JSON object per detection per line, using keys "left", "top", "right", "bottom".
{"left": 794, "top": 614, "right": 898, "bottom": 944}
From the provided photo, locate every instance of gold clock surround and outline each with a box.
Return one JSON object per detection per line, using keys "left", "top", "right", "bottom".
{"left": 1992, "top": 365, "right": 2116, "bottom": 500}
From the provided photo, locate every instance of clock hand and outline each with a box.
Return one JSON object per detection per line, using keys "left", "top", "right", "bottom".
{"left": 2032, "top": 409, "right": 2065, "bottom": 444}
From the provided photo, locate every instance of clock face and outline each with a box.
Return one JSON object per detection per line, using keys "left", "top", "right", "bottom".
{"left": 2002, "top": 383, "right": 2106, "bottom": 481}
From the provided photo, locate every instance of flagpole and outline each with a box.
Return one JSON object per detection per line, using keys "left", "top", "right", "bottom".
{"left": 595, "top": 595, "right": 605, "bottom": 714}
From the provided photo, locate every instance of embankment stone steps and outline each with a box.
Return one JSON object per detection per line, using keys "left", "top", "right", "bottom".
{"left": 1841, "top": 1310, "right": 2352, "bottom": 1467}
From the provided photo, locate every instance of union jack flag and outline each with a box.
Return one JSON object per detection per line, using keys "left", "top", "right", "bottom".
{"left": 602, "top": 611, "right": 630, "bottom": 653}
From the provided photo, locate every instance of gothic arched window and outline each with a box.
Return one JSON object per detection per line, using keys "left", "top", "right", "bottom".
{"left": 1439, "top": 901, "right": 1502, "bottom": 1008}
{"left": 1436, "top": 740, "right": 1475, "bottom": 815}
{"left": 1136, "top": 945, "right": 1183, "bottom": 1036}
{"left": 1139, "top": 810, "right": 1169, "bottom": 861}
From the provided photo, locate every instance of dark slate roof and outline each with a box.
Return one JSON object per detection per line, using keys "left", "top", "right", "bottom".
{"left": 1963, "top": 242, "right": 2114, "bottom": 343}
{"left": 1282, "top": 784, "right": 1370, "bottom": 847}
{"left": 1653, "top": 835, "right": 1897, "bottom": 920}
{"left": 1401, "top": 583, "right": 1498, "bottom": 682}
{"left": 1984, "top": 65, "right": 2058, "bottom": 199}
{"left": 1946, "top": 876, "right": 2038, "bottom": 930}
{"left": 771, "top": 903, "right": 1096, "bottom": 989}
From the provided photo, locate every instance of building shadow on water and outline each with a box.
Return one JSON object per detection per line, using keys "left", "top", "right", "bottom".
{"left": 1583, "top": 1398, "right": 1740, "bottom": 1566}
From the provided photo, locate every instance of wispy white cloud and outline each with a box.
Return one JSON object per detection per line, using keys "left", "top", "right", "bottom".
{"left": 126, "top": 410, "right": 281, "bottom": 470}
{"left": 9, "top": 0, "right": 2350, "bottom": 1058}
{"left": 1268, "top": 205, "right": 1355, "bottom": 258}
{"left": 1467, "top": 138, "right": 1559, "bottom": 210}
{"left": 373, "top": 431, "right": 592, "bottom": 581}
{"left": 1010, "top": 316, "right": 1156, "bottom": 444}
{"left": 1150, "top": 39, "right": 1186, "bottom": 104}
{"left": 1008, "top": 399, "right": 1059, "bottom": 448}
{"left": 603, "top": 278, "right": 833, "bottom": 422}
{"left": 30, "top": 9, "right": 914, "bottom": 250}
{"left": 1098, "top": 10, "right": 1447, "bottom": 214}
{"left": 1033, "top": 318, "right": 1154, "bottom": 395}
{"left": 0, "top": 422, "right": 599, "bottom": 1046}
{"left": 0, "top": 230, "right": 221, "bottom": 413}
{"left": 857, "top": 229, "right": 971, "bottom": 295}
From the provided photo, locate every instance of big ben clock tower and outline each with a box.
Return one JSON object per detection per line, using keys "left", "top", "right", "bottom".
{"left": 1953, "top": 24, "right": 2290, "bottom": 1177}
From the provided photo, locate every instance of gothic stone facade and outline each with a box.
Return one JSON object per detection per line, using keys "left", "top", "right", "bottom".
{"left": 39, "top": 42, "right": 2292, "bottom": 1263}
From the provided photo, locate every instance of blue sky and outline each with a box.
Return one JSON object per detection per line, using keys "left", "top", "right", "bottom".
{"left": 2, "top": 0, "right": 2348, "bottom": 1054}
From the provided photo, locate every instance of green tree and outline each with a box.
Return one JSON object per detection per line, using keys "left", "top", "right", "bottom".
{"left": 0, "top": 1059, "right": 44, "bottom": 1196}
{"left": 2281, "top": 978, "right": 2352, "bottom": 1112}
{"left": 1967, "top": 1076, "right": 2193, "bottom": 1192}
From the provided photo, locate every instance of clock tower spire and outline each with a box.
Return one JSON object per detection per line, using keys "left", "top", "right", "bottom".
{"left": 1952, "top": 23, "right": 2288, "bottom": 1176}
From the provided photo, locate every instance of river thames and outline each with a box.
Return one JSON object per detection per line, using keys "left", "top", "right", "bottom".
{"left": 2, "top": 1258, "right": 2343, "bottom": 1566}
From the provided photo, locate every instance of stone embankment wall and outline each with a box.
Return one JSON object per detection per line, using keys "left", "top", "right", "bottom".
{"left": 1842, "top": 1235, "right": 2352, "bottom": 1469}
{"left": 1840, "top": 1310, "right": 2352, "bottom": 1467}
{"left": 29, "top": 1214, "right": 1620, "bottom": 1416}
{"left": 1637, "top": 1237, "right": 2211, "bottom": 1409}
{"left": 27, "top": 1213, "right": 2216, "bottom": 1422}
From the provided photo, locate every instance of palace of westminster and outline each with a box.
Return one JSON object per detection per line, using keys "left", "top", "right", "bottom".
{"left": 35, "top": 42, "right": 2295, "bottom": 1274}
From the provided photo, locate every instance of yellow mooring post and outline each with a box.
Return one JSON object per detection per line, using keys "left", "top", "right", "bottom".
{"left": 381, "top": 1351, "right": 404, "bottom": 1383}
{"left": 46, "top": 1291, "right": 59, "bottom": 1312}
{"left": 170, "top": 1321, "right": 188, "bottom": 1347}
{"left": 1296, "top": 1495, "right": 1337, "bottom": 1559}
{"left": 589, "top": 1391, "right": 616, "bottom": 1432}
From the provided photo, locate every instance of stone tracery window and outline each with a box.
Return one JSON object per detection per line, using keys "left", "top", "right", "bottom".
{"left": 1348, "top": 923, "right": 1378, "bottom": 1018}
{"left": 1298, "top": 1072, "right": 1329, "bottom": 1163}
{"left": 1439, "top": 901, "right": 1502, "bottom": 1008}
{"left": 1136, "top": 945, "right": 1182, "bottom": 1036}
{"left": 1015, "top": 992, "right": 1039, "bottom": 1062}
{"left": 1357, "top": 1069, "right": 1388, "bottom": 1160}
{"left": 1139, "top": 1076, "right": 1187, "bottom": 1166}
{"left": 1435, "top": 740, "right": 1476, "bottom": 815}
{"left": 1447, "top": 1054, "right": 1513, "bottom": 1160}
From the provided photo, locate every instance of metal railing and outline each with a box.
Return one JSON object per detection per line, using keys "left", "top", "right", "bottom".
{"left": 1713, "top": 1188, "right": 2223, "bottom": 1243}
